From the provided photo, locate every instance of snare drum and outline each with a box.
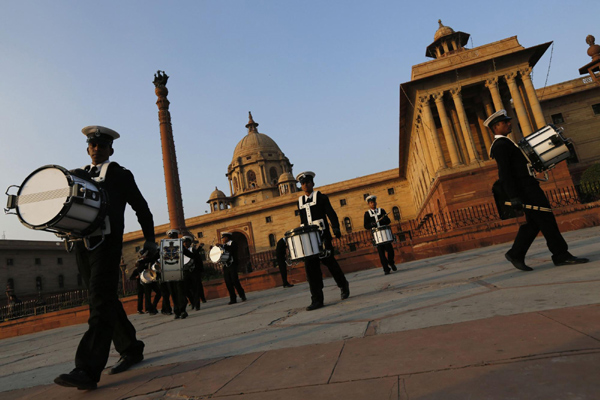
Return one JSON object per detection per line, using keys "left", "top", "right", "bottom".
{"left": 284, "top": 225, "right": 322, "bottom": 261}
{"left": 160, "top": 239, "right": 184, "bottom": 282}
{"left": 6, "top": 165, "right": 108, "bottom": 237}
{"left": 372, "top": 225, "right": 394, "bottom": 245}
{"left": 518, "top": 125, "right": 573, "bottom": 172}
{"left": 209, "top": 246, "right": 231, "bottom": 264}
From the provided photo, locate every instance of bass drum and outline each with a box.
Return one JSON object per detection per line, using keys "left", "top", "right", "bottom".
{"left": 209, "top": 246, "right": 231, "bottom": 264}
{"left": 10, "top": 165, "right": 107, "bottom": 237}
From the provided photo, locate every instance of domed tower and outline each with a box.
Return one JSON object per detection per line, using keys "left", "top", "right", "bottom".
{"left": 426, "top": 20, "right": 470, "bottom": 59}
{"left": 277, "top": 171, "right": 298, "bottom": 195}
{"left": 226, "top": 112, "right": 294, "bottom": 206}
{"left": 207, "top": 187, "right": 230, "bottom": 213}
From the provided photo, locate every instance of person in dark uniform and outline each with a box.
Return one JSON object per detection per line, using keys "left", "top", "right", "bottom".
{"left": 162, "top": 230, "right": 189, "bottom": 319}
{"left": 486, "top": 110, "right": 589, "bottom": 271}
{"left": 54, "top": 126, "right": 156, "bottom": 390}
{"left": 275, "top": 237, "right": 294, "bottom": 288}
{"left": 363, "top": 195, "right": 397, "bottom": 275}
{"left": 217, "top": 232, "right": 246, "bottom": 304}
{"left": 142, "top": 274, "right": 161, "bottom": 315}
{"left": 296, "top": 171, "right": 349, "bottom": 311}
{"left": 182, "top": 236, "right": 204, "bottom": 310}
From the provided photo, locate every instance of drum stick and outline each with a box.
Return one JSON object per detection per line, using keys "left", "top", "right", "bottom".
{"left": 503, "top": 201, "right": 552, "bottom": 212}
{"left": 376, "top": 212, "right": 389, "bottom": 222}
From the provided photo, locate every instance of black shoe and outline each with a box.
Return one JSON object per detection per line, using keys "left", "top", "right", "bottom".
{"left": 384, "top": 270, "right": 390, "bottom": 275}
{"left": 553, "top": 255, "right": 589, "bottom": 266}
{"left": 505, "top": 253, "right": 533, "bottom": 271}
{"left": 283, "top": 283, "right": 294, "bottom": 288}
{"left": 202, "top": 300, "right": 207, "bottom": 303}
{"left": 137, "top": 310, "right": 145, "bottom": 314}
{"left": 161, "top": 310, "right": 172, "bottom": 315}
{"left": 306, "top": 302, "right": 324, "bottom": 311}
{"left": 174, "top": 314, "right": 181, "bottom": 319}
{"left": 228, "top": 300, "right": 237, "bottom": 305}
{"left": 54, "top": 369, "right": 97, "bottom": 390}
{"left": 340, "top": 284, "right": 350, "bottom": 300}
{"left": 194, "top": 304, "right": 201, "bottom": 310}
{"left": 241, "top": 297, "right": 247, "bottom": 302}
{"left": 390, "top": 264, "right": 397, "bottom": 271}
{"left": 108, "top": 353, "right": 143, "bottom": 375}
{"left": 190, "top": 305, "right": 196, "bottom": 310}
{"left": 180, "top": 311, "right": 188, "bottom": 319}
{"left": 148, "top": 310, "right": 158, "bottom": 315}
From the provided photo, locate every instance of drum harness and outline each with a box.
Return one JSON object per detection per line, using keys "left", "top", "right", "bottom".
{"left": 298, "top": 192, "right": 329, "bottom": 259}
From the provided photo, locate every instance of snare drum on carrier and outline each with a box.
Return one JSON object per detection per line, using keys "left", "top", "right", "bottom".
{"left": 284, "top": 225, "right": 323, "bottom": 261}
{"left": 518, "top": 124, "right": 575, "bottom": 173}
{"left": 372, "top": 225, "right": 394, "bottom": 246}
{"left": 160, "top": 238, "right": 185, "bottom": 282}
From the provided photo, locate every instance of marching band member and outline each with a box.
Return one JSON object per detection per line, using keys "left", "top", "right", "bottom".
{"left": 217, "top": 232, "right": 247, "bottom": 304}
{"left": 486, "top": 110, "right": 589, "bottom": 271}
{"left": 295, "top": 171, "right": 349, "bottom": 311}
{"left": 363, "top": 195, "right": 397, "bottom": 275}
{"left": 54, "top": 126, "right": 156, "bottom": 390}
{"left": 163, "top": 230, "right": 189, "bottom": 319}
{"left": 275, "top": 237, "right": 294, "bottom": 288}
{"left": 129, "top": 267, "right": 145, "bottom": 314}
{"left": 182, "top": 236, "right": 205, "bottom": 310}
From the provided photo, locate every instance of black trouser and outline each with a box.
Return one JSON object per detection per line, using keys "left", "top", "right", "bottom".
{"left": 135, "top": 280, "right": 144, "bottom": 312}
{"left": 167, "top": 280, "right": 187, "bottom": 316}
{"left": 303, "top": 233, "right": 348, "bottom": 305}
{"left": 276, "top": 253, "right": 291, "bottom": 285}
{"left": 143, "top": 281, "right": 161, "bottom": 312}
{"left": 223, "top": 264, "right": 245, "bottom": 301}
{"left": 507, "top": 185, "right": 569, "bottom": 261}
{"left": 185, "top": 271, "right": 206, "bottom": 308}
{"left": 74, "top": 238, "right": 144, "bottom": 382}
{"left": 377, "top": 243, "right": 395, "bottom": 272}
{"left": 159, "top": 282, "right": 172, "bottom": 312}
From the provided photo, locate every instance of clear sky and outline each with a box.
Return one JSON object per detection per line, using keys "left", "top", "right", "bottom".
{"left": 1, "top": 0, "right": 598, "bottom": 241}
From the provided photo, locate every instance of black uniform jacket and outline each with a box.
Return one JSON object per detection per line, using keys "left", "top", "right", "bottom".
{"left": 363, "top": 208, "right": 391, "bottom": 230}
{"left": 490, "top": 137, "right": 540, "bottom": 200}
{"left": 183, "top": 245, "right": 204, "bottom": 273}
{"left": 296, "top": 191, "right": 340, "bottom": 236}
{"left": 221, "top": 240, "right": 238, "bottom": 267}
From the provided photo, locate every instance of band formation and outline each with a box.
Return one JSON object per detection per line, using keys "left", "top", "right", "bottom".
{"left": 3, "top": 116, "right": 589, "bottom": 390}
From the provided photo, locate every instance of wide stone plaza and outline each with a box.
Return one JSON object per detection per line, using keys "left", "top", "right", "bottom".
{"left": 1, "top": 225, "right": 599, "bottom": 399}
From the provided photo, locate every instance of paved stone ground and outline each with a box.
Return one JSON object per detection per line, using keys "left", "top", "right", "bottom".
{"left": 1, "top": 225, "right": 599, "bottom": 399}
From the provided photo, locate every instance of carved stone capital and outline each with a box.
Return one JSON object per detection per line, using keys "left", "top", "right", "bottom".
{"left": 449, "top": 86, "right": 462, "bottom": 98}
{"left": 504, "top": 71, "right": 518, "bottom": 82}
{"left": 431, "top": 91, "right": 445, "bottom": 102}
{"left": 519, "top": 66, "right": 533, "bottom": 78}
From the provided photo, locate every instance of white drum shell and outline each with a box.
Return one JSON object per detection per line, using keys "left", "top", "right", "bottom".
{"left": 16, "top": 166, "right": 103, "bottom": 235}
{"left": 209, "top": 246, "right": 231, "bottom": 263}
{"left": 521, "top": 125, "right": 571, "bottom": 171}
{"left": 373, "top": 226, "right": 394, "bottom": 245}
{"left": 285, "top": 226, "right": 322, "bottom": 261}
{"left": 160, "top": 239, "right": 184, "bottom": 282}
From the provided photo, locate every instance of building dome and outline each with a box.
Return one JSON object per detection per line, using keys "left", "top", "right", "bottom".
{"left": 232, "top": 112, "right": 283, "bottom": 161}
{"left": 433, "top": 20, "right": 454, "bottom": 41}
{"left": 208, "top": 187, "right": 227, "bottom": 201}
{"left": 277, "top": 171, "right": 295, "bottom": 184}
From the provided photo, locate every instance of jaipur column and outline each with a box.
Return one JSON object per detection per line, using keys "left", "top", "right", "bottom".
{"left": 432, "top": 91, "right": 460, "bottom": 166}
{"left": 450, "top": 87, "right": 479, "bottom": 162}
{"left": 505, "top": 72, "right": 533, "bottom": 136}
{"left": 520, "top": 67, "right": 546, "bottom": 130}
{"left": 420, "top": 95, "right": 447, "bottom": 169}
{"left": 485, "top": 77, "right": 504, "bottom": 112}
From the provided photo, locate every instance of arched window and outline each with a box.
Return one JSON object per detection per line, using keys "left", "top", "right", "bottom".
{"left": 392, "top": 206, "right": 401, "bottom": 221}
{"left": 268, "top": 234, "right": 276, "bottom": 247}
{"left": 247, "top": 170, "right": 257, "bottom": 187}
{"left": 213, "top": 202, "right": 219, "bottom": 212}
{"left": 269, "top": 167, "right": 278, "bottom": 185}
{"left": 35, "top": 276, "right": 42, "bottom": 291}
{"left": 344, "top": 217, "right": 352, "bottom": 233}
{"left": 58, "top": 274, "right": 64, "bottom": 289}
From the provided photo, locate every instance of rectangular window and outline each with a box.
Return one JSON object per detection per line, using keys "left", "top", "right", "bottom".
{"left": 340, "top": 199, "right": 347, "bottom": 206}
{"left": 266, "top": 216, "right": 272, "bottom": 223}
{"left": 388, "top": 188, "right": 395, "bottom": 195}
{"left": 57, "top": 257, "right": 63, "bottom": 265}
{"left": 551, "top": 113, "right": 564, "bottom": 124}
{"left": 197, "top": 231, "right": 204, "bottom": 238}
{"left": 592, "top": 103, "right": 600, "bottom": 115}
{"left": 35, "top": 258, "right": 41, "bottom": 265}
{"left": 294, "top": 210, "right": 300, "bottom": 216}
{"left": 6, "top": 258, "right": 13, "bottom": 266}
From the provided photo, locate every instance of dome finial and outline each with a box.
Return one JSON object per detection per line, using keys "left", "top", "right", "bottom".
{"left": 438, "top": 19, "right": 443, "bottom": 28}
{"left": 245, "top": 111, "right": 259, "bottom": 133}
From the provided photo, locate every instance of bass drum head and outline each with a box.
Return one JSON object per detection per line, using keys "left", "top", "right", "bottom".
{"left": 17, "top": 166, "right": 70, "bottom": 228}
{"left": 209, "top": 246, "right": 223, "bottom": 263}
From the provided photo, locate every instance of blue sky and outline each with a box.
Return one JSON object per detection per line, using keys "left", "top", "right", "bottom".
{"left": 1, "top": 0, "right": 598, "bottom": 240}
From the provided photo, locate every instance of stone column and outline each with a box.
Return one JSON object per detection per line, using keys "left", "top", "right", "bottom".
{"left": 420, "top": 95, "right": 447, "bottom": 169}
{"left": 475, "top": 107, "right": 492, "bottom": 157}
{"left": 520, "top": 67, "right": 546, "bottom": 130}
{"left": 450, "top": 87, "right": 479, "bottom": 162}
{"left": 432, "top": 92, "right": 461, "bottom": 166}
{"left": 228, "top": 176, "right": 233, "bottom": 196}
{"left": 415, "top": 117, "right": 435, "bottom": 178}
{"left": 485, "top": 77, "right": 504, "bottom": 111}
{"left": 505, "top": 72, "right": 533, "bottom": 136}
{"left": 449, "top": 109, "right": 467, "bottom": 163}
